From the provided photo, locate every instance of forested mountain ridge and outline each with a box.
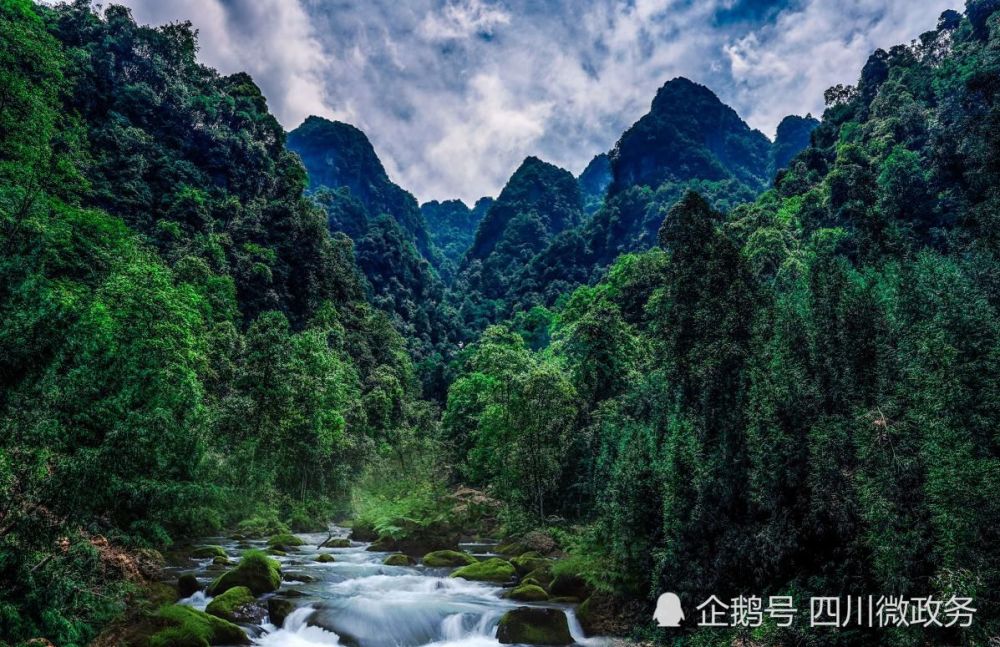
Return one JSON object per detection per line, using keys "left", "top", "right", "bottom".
{"left": 421, "top": 197, "right": 493, "bottom": 284}
{"left": 287, "top": 115, "right": 459, "bottom": 372}
{"left": 451, "top": 77, "right": 816, "bottom": 331}
{"left": 443, "top": 4, "right": 1000, "bottom": 644}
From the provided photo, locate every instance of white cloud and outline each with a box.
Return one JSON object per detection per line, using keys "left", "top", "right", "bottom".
{"left": 419, "top": 0, "right": 511, "bottom": 41}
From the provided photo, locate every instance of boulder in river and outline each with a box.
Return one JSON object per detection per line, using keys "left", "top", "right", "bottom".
{"left": 366, "top": 535, "right": 398, "bottom": 552}
{"left": 383, "top": 553, "right": 415, "bottom": 566}
{"left": 549, "top": 573, "right": 591, "bottom": 600}
{"left": 208, "top": 550, "right": 281, "bottom": 596}
{"left": 206, "top": 586, "right": 264, "bottom": 624}
{"left": 450, "top": 557, "right": 515, "bottom": 583}
{"left": 523, "top": 565, "right": 553, "bottom": 588}
{"left": 348, "top": 520, "right": 378, "bottom": 541}
{"left": 267, "top": 597, "right": 295, "bottom": 628}
{"left": 322, "top": 538, "right": 351, "bottom": 548}
{"left": 422, "top": 550, "right": 478, "bottom": 567}
{"left": 504, "top": 583, "right": 549, "bottom": 602}
{"left": 149, "top": 604, "right": 248, "bottom": 646}
{"left": 191, "top": 545, "right": 227, "bottom": 559}
{"left": 177, "top": 574, "right": 201, "bottom": 599}
{"left": 267, "top": 533, "right": 304, "bottom": 549}
{"left": 315, "top": 553, "right": 335, "bottom": 563}
{"left": 496, "top": 607, "right": 572, "bottom": 645}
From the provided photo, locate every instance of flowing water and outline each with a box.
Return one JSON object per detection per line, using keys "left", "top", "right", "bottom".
{"left": 170, "top": 528, "right": 609, "bottom": 647}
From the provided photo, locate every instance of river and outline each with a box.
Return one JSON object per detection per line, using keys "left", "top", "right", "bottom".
{"left": 169, "top": 527, "right": 609, "bottom": 647}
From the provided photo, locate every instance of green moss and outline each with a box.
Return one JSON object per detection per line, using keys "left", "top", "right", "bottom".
{"left": 523, "top": 565, "right": 553, "bottom": 588}
{"left": 149, "top": 604, "right": 248, "bottom": 647}
{"left": 205, "top": 586, "right": 255, "bottom": 623}
{"left": 450, "top": 558, "right": 515, "bottom": 583}
{"left": 208, "top": 550, "right": 281, "bottom": 596}
{"left": 504, "top": 583, "right": 549, "bottom": 601}
{"left": 315, "top": 553, "right": 335, "bottom": 563}
{"left": 422, "top": 550, "right": 478, "bottom": 567}
{"left": 495, "top": 542, "right": 528, "bottom": 556}
{"left": 237, "top": 516, "right": 289, "bottom": 539}
{"left": 383, "top": 553, "right": 414, "bottom": 566}
{"left": 510, "top": 552, "right": 550, "bottom": 576}
{"left": 191, "top": 545, "right": 227, "bottom": 559}
{"left": 323, "top": 538, "right": 351, "bottom": 548}
{"left": 267, "top": 533, "right": 304, "bottom": 548}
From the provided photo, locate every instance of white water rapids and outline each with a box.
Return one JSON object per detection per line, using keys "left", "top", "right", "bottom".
{"left": 172, "top": 528, "right": 607, "bottom": 647}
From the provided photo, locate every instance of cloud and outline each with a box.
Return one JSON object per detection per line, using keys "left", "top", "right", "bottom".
{"left": 419, "top": 0, "right": 512, "bottom": 40}
{"left": 111, "top": 0, "right": 956, "bottom": 204}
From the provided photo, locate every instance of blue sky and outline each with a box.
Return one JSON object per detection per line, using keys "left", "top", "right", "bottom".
{"left": 116, "top": 0, "right": 951, "bottom": 204}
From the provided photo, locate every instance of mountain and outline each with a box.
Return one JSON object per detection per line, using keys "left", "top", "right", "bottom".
{"left": 578, "top": 153, "right": 612, "bottom": 215}
{"left": 609, "top": 77, "right": 772, "bottom": 195}
{"left": 287, "top": 116, "right": 454, "bottom": 365}
{"left": 287, "top": 116, "right": 437, "bottom": 263}
{"left": 768, "top": 114, "right": 819, "bottom": 177}
{"left": 459, "top": 78, "right": 816, "bottom": 321}
{"left": 452, "top": 157, "right": 584, "bottom": 330}
{"left": 421, "top": 197, "right": 493, "bottom": 283}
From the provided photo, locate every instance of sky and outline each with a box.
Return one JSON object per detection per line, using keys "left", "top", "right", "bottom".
{"left": 113, "top": 0, "right": 952, "bottom": 204}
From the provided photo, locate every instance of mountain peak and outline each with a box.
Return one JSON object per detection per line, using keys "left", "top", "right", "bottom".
{"left": 288, "top": 116, "right": 389, "bottom": 190}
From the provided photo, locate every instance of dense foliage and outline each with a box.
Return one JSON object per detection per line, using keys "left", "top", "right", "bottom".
{"left": 443, "top": 4, "right": 1000, "bottom": 645}
{"left": 0, "top": 2, "right": 423, "bottom": 643}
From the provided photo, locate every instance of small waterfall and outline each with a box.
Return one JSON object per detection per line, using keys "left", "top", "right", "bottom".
{"left": 177, "top": 590, "right": 211, "bottom": 611}
{"left": 254, "top": 607, "right": 342, "bottom": 646}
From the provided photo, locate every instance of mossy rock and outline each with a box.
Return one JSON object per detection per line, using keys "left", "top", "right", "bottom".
{"left": 496, "top": 607, "right": 571, "bottom": 645}
{"left": 177, "top": 574, "right": 201, "bottom": 599}
{"left": 207, "top": 551, "right": 281, "bottom": 596}
{"left": 191, "top": 546, "right": 227, "bottom": 559}
{"left": 495, "top": 542, "right": 528, "bottom": 557}
{"left": 205, "top": 586, "right": 256, "bottom": 623}
{"left": 267, "top": 533, "right": 305, "bottom": 548}
{"left": 315, "top": 553, "right": 335, "bottom": 563}
{"left": 504, "top": 583, "right": 549, "bottom": 602}
{"left": 283, "top": 572, "right": 316, "bottom": 583}
{"left": 549, "top": 573, "right": 590, "bottom": 600}
{"left": 511, "top": 552, "right": 550, "bottom": 576}
{"left": 145, "top": 582, "right": 178, "bottom": 607}
{"left": 422, "top": 550, "right": 478, "bottom": 567}
{"left": 211, "top": 556, "right": 229, "bottom": 566}
{"left": 349, "top": 520, "right": 378, "bottom": 542}
{"left": 450, "top": 558, "right": 515, "bottom": 583}
{"left": 549, "top": 596, "right": 579, "bottom": 604}
{"left": 383, "top": 553, "right": 415, "bottom": 566}
{"left": 267, "top": 548, "right": 287, "bottom": 556}
{"left": 323, "top": 538, "right": 351, "bottom": 548}
{"left": 267, "top": 598, "right": 295, "bottom": 628}
{"left": 149, "top": 604, "right": 248, "bottom": 647}
{"left": 523, "top": 565, "right": 553, "bottom": 588}
{"left": 367, "top": 535, "right": 398, "bottom": 552}
{"left": 237, "top": 517, "right": 289, "bottom": 539}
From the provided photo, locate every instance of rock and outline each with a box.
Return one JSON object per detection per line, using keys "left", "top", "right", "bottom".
{"left": 178, "top": 574, "right": 201, "bottom": 599}
{"left": 149, "top": 604, "right": 249, "bottom": 646}
{"left": 315, "top": 553, "right": 335, "bottom": 563}
{"left": 267, "top": 534, "right": 305, "bottom": 548}
{"left": 277, "top": 589, "right": 306, "bottom": 597}
{"left": 267, "top": 548, "right": 287, "bottom": 556}
{"left": 422, "top": 550, "right": 478, "bottom": 567}
{"left": 208, "top": 551, "right": 282, "bottom": 596}
{"left": 549, "top": 573, "right": 590, "bottom": 600}
{"left": 206, "top": 586, "right": 264, "bottom": 624}
{"left": 450, "top": 558, "right": 516, "bottom": 583}
{"left": 496, "top": 607, "right": 572, "bottom": 645}
{"left": 383, "top": 553, "right": 415, "bottom": 566}
{"left": 349, "top": 520, "right": 378, "bottom": 542}
{"left": 522, "top": 530, "right": 557, "bottom": 555}
{"left": 134, "top": 548, "right": 166, "bottom": 580}
{"left": 191, "top": 545, "right": 227, "bottom": 559}
{"left": 523, "top": 565, "right": 553, "bottom": 588}
{"left": 366, "top": 535, "right": 398, "bottom": 552}
{"left": 504, "top": 584, "right": 549, "bottom": 602}
{"left": 495, "top": 542, "right": 528, "bottom": 557}
{"left": 510, "top": 552, "right": 550, "bottom": 576}
{"left": 549, "top": 596, "right": 579, "bottom": 604}
{"left": 322, "top": 538, "right": 351, "bottom": 548}
{"left": 145, "top": 582, "right": 178, "bottom": 607}
{"left": 212, "top": 556, "right": 230, "bottom": 566}
{"left": 576, "top": 591, "right": 639, "bottom": 636}
{"left": 267, "top": 598, "right": 295, "bottom": 628}
{"left": 283, "top": 572, "right": 316, "bottom": 583}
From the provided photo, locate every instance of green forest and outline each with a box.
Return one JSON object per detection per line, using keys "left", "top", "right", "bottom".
{"left": 2, "top": 0, "right": 1000, "bottom": 646}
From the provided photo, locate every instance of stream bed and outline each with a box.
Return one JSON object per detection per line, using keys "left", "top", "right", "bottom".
{"left": 169, "top": 527, "right": 609, "bottom": 647}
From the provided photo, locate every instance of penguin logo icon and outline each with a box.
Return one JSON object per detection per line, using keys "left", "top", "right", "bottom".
{"left": 653, "top": 592, "right": 684, "bottom": 627}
